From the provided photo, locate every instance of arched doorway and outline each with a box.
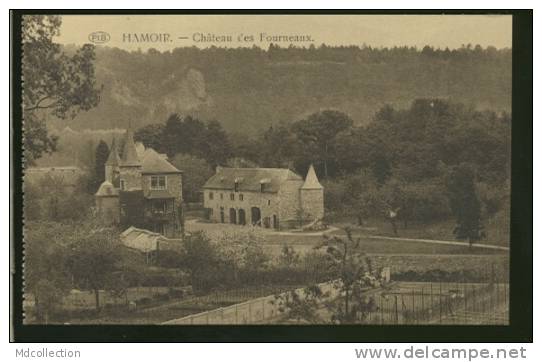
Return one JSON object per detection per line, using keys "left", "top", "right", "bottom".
{"left": 251, "top": 207, "right": 261, "bottom": 226}
{"left": 220, "top": 207, "right": 225, "bottom": 223}
{"left": 238, "top": 209, "right": 246, "bottom": 225}
{"left": 229, "top": 208, "right": 237, "bottom": 224}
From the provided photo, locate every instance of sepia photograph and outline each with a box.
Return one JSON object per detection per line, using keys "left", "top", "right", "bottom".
{"left": 10, "top": 11, "right": 531, "bottom": 340}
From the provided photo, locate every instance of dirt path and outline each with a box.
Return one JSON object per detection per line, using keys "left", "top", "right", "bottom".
{"left": 366, "top": 235, "right": 509, "bottom": 251}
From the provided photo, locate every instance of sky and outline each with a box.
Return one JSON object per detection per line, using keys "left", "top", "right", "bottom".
{"left": 55, "top": 14, "right": 512, "bottom": 51}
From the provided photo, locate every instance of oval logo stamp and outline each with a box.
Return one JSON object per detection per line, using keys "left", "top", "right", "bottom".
{"left": 88, "top": 31, "right": 111, "bottom": 44}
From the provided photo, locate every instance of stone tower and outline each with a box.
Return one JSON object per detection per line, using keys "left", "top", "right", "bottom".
{"left": 105, "top": 137, "right": 120, "bottom": 186}
{"left": 95, "top": 180, "right": 119, "bottom": 225}
{"left": 118, "top": 128, "right": 142, "bottom": 191}
{"left": 300, "top": 164, "right": 324, "bottom": 221}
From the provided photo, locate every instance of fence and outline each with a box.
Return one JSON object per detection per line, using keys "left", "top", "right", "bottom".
{"left": 162, "top": 281, "right": 508, "bottom": 325}
{"left": 362, "top": 282, "right": 508, "bottom": 325}
{"left": 162, "top": 281, "right": 338, "bottom": 324}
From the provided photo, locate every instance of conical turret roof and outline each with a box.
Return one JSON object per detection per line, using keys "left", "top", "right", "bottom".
{"left": 301, "top": 164, "right": 323, "bottom": 190}
{"left": 121, "top": 128, "right": 141, "bottom": 167}
{"left": 95, "top": 180, "right": 119, "bottom": 197}
{"left": 105, "top": 137, "right": 121, "bottom": 166}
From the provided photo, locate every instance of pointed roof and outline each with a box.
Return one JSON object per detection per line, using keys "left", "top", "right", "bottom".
{"left": 95, "top": 180, "right": 119, "bottom": 197}
{"left": 105, "top": 137, "right": 121, "bottom": 166}
{"left": 121, "top": 128, "right": 141, "bottom": 167}
{"left": 301, "top": 164, "right": 323, "bottom": 190}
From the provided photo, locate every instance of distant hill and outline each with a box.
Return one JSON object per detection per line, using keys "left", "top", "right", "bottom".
{"left": 51, "top": 45, "right": 512, "bottom": 135}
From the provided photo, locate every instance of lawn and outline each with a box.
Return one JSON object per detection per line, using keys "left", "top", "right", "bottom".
{"left": 185, "top": 219, "right": 507, "bottom": 256}
{"left": 331, "top": 216, "right": 510, "bottom": 247}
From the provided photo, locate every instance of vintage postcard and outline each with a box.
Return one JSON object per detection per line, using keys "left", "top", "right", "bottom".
{"left": 14, "top": 12, "right": 520, "bottom": 332}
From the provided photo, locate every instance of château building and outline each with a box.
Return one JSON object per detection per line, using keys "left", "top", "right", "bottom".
{"left": 95, "top": 129, "right": 183, "bottom": 237}
{"left": 202, "top": 165, "right": 324, "bottom": 230}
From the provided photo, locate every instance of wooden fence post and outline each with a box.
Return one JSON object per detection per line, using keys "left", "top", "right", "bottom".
{"left": 439, "top": 282, "right": 442, "bottom": 324}
{"left": 395, "top": 294, "right": 399, "bottom": 324}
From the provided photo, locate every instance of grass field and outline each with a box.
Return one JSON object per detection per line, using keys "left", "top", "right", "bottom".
{"left": 185, "top": 219, "right": 507, "bottom": 256}
{"left": 332, "top": 216, "right": 510, "bottom": 247}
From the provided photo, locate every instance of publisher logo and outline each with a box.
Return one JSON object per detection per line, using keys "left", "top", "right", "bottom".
{"left": 88, "top": 31, "right": 111, "bottom": 44}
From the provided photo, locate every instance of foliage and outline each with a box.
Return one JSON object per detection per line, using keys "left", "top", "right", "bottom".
{"left": 22, "top": 15, "right": 101, "bottom": 164}
{"left": 318, "top": 228, "right": 384, "bottom": 323}
{"left": 291, "top": 110, "right": 353, "bottom": 178}
{"left": 134, "top": 114, "right": 232, "bottom": 167}
{"left": 179, "top": 231, "right": 222, "bottom": 292}
{"left": 446, "top": 163, "right": 485, "bottom": 243}
{"left": 277, "top": 244, "right": 301, "bottom": 268}
{"left": 63, "top": 44, "right": 511, "bottom": 139}
{"left": 170, "top": 153, "right": 214, "bottom": 202}
{"left": 273, "top": 285, "right": 327, "bottom": 324}
{"left": 343, "top": 170, "right": 383, "bottom": 225}
{"left": 65, "top": 227, "right": 123, "bottom": 310}
{"left": 24, "top": 222, "right": 71, "bottom": 322}
{"left": 24, "top": 173, "right": 94, "bottom": 222}
{"left": 93, "top": 140, "right": 109, "bottom": 191}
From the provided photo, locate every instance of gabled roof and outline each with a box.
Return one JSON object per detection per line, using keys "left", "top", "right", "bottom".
{"left": 203, "top": 167, "right": 302, "bottom": 193}
{"left": 301, "top": 164, "right": 323, "bottom": 190}
{"left": 121, "top": 226, "right": 182, "bottom": 252}
{"left": 120, "top": 128, "right": 141, "bottom": 167}
{"left": 140, "top": 148, "right": 182, "bottom": 174}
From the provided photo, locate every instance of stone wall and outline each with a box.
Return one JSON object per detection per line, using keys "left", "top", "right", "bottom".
{"left": 96, "top": 196, "right": 119, "bottom": 225}
{"left": 203, "top": 189, "right": 281, "bottom": 226}
{"left": 141, "top": 173, "right": 183, "bottom": 206}
{"left": 277, "top": 179, "right": 304, "bottom": 228}
{"left": 119, "top": 166, "right": 142, "bottom": 191}
{"left": 105, "top": 164, "right": 119, "bottom": 183}
{"left": 300, "top": 188, "right": 324, "bottom": 221}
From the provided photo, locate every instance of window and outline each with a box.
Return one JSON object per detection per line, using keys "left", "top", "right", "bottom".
{"left": 153, "top": 200, "right": 167, "bottom": 213}
{"left": 230, "top": 193, "right": 235, "bottom": 201}
{"left": 150, "top": 175, "right": 166, "bottom": 190}
{"left": 120, "top": 179, "right": 126, "bottom": 191}
{"left": 267, "top": 200, "right": 271, "bottom": 206}
{"left": 239, "top": 194, "right": 244, "bottom": 201}
{"left": 234, "top": 181, "right": 239, "bottom": 192}
{"left": 209, "top": 192, "right": 214, "bottom": 200}
{"left": 260, "top": 184, "right": 265, "bottom": 193}
{"left": 220, "top": 193, "right": 224, "bottom": 200}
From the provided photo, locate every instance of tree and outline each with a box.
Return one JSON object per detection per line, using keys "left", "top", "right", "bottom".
{"left": 66, "top": 228, "right": 122, "bottom": 311}
{"left": 215, "top": 231, "right": 269, "bottom": 285}
{"left": 134, "top": 124, "right": 164, "bottom": 152}
{"left": 446, "top": 163, "right": 485, "bottom": 245}
{"left": 22, "top": 15, "right": 101, "bottom": 164}
{"left": 24, "top": 223, "right": 71, "bottom": 322}
{"left": 292, "top": 110, "right": 353, "bottom": 178}
{"left": 93, "top": 140, "right": 110, "bottom": 191}
{"left": 161, "top": 114, "right": 184, "bottom": 157}
{"left": 28, "top": 173, "right": 93, "bottom": 222}
{"left": 277, "top": 244, "right": 301, "bottom": 268}
{"left": 259, "top": 124, "right": 299, "bottom": 168}
{"left": 345, "top": 170, "right": 382, "bottom": 226}
{"left": 199, "top": 120, "right": 232, "bottom": 167}
{"left": 318, "top": 229, "right": 380, "bottom": 323}
{"left": 273, "top": 285, "right": 326, "bottom": 324}
{"left": 170, "top": 154, "right": 214, "bottom": 202}
{"left": 180, "top": 232, "right": 221, "bottom": 291}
